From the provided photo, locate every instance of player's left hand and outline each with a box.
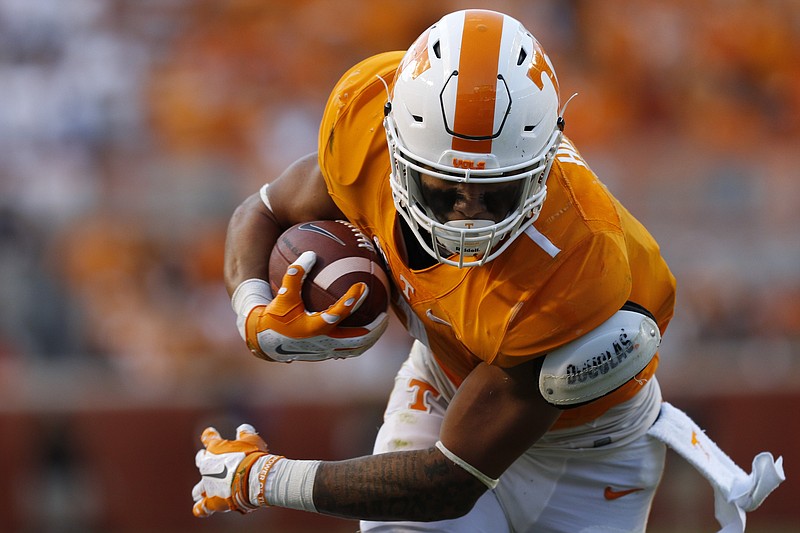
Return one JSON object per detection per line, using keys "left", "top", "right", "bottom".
{"left": 192, "top": 424, "right": 276, "bottom": 517}
{"left": 245, "top": 251, "right": 389, "bottom": 362}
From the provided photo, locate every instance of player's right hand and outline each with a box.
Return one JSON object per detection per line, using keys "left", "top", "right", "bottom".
{"left": 244, "top": 251, "right": 389, "bottom": 362}
{"left": 192, "top": 424, "right": 275, "bottom": 517}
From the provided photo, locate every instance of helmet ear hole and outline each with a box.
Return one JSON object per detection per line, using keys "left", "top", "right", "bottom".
{"left": 517, "top": 48, "right": 527, "bottom": 66}
{"left": 432, "top": 40, "right": 441, "bottom": 59}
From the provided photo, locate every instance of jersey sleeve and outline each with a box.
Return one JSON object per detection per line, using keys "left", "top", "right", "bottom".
{"left": 318, "top": 52, "right": 403, "bottom": 185}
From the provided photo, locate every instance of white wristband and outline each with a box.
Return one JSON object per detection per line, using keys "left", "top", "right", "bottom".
{"left": 247, "top": 454, "right": 284, "bottom": 507}
{"left": 435, "top": 441, "right": 499, "bottom": 490}
{"left": 231, "top": 278, "right": 273, "bottom": 340}
{"left": 231, "top": 278, "right": 273, "bottom": 316}
{"left": 250, "top": 456, "right": 320, "bottom": 512}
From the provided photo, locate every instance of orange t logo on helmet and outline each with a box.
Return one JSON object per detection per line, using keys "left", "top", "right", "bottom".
{"left": 401, "top": 27, "right": 432, "bottom": 80}
{"left": 527, "top": 40, "right": 560, "bottom": 94}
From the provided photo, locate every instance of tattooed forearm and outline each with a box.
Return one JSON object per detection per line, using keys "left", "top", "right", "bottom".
{"left": 312, "top": 447, "right": 487, "bottom": 521}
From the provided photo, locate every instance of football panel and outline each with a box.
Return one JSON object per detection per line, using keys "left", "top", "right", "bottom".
{"left": 268, "top": 221, "right": 390, "bottom": 327}
{"left": 310, "top": 258, "right": 390, "bottom": 326}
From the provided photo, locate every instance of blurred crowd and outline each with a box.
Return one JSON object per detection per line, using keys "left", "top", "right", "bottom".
{"left": 1, "top": 0, "right": 799, "bottom": 406}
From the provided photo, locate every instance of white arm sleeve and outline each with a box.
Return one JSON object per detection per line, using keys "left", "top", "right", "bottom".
{"left": 230, "top": 278, "right": 273, "bottom": 341}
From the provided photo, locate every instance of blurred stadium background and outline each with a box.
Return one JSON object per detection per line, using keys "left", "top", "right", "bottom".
{"left": 0, "top": 0, "right": 797, "bottom": 531}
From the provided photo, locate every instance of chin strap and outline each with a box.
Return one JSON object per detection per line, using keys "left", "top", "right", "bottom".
{"left": 557, "top": 92, "right": 578, "bottom": 131}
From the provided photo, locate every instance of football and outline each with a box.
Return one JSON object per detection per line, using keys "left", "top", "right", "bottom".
{"left": 269, "top": 220, "right": 390, "bottom": 327}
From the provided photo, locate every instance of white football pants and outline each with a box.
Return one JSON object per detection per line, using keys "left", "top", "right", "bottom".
{"left": 359, "top": 341, "right": 666, "bottom": 533}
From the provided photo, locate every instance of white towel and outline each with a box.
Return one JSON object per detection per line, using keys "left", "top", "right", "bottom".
{"left": 646, "top": 402, "right": 785, "bottom": 533}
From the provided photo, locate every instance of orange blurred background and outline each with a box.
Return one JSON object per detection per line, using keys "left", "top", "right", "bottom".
{"left": 0, "top": 0, "right": 797, "bottom": 531}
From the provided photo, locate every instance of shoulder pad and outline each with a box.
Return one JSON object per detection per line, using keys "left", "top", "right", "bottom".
{"left": 539, "top": 309, "right": 661, "bottom": 407}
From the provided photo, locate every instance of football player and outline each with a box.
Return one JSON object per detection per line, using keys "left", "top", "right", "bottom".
{"left": 192, "top": 9, "right": 782, "bottom": 532}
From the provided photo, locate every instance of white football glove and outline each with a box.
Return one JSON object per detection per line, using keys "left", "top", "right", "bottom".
{"left": 192, "top": 424, "right": 281, "bottom": 517}
{"left": 238, "top": 251, "right": 389, "bottom": 362}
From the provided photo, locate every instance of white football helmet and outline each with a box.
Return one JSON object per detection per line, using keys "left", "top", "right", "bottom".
{"left": 385, "top": 9, "right": 564, "bottom": 268}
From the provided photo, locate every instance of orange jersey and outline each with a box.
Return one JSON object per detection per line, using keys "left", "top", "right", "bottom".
{"left": 318, "top": 52, "right": 676, "bottom": 427}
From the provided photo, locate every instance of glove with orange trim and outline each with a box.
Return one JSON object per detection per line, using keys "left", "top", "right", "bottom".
{"left": 192, "top": 424, "right": 283, "bottom": 517}
{"left": 235, "top": 251, "right": 388, "bottom": 362}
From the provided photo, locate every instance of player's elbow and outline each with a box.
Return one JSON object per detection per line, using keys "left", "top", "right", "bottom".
{"left": 407, "top": 446, "right": 493, "bottom": 521}
{"left": 437, "top": 490, "right": 484, "bottom": 520}
{"left": 416, "top": 476, "right": 487, "bottom": 521}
